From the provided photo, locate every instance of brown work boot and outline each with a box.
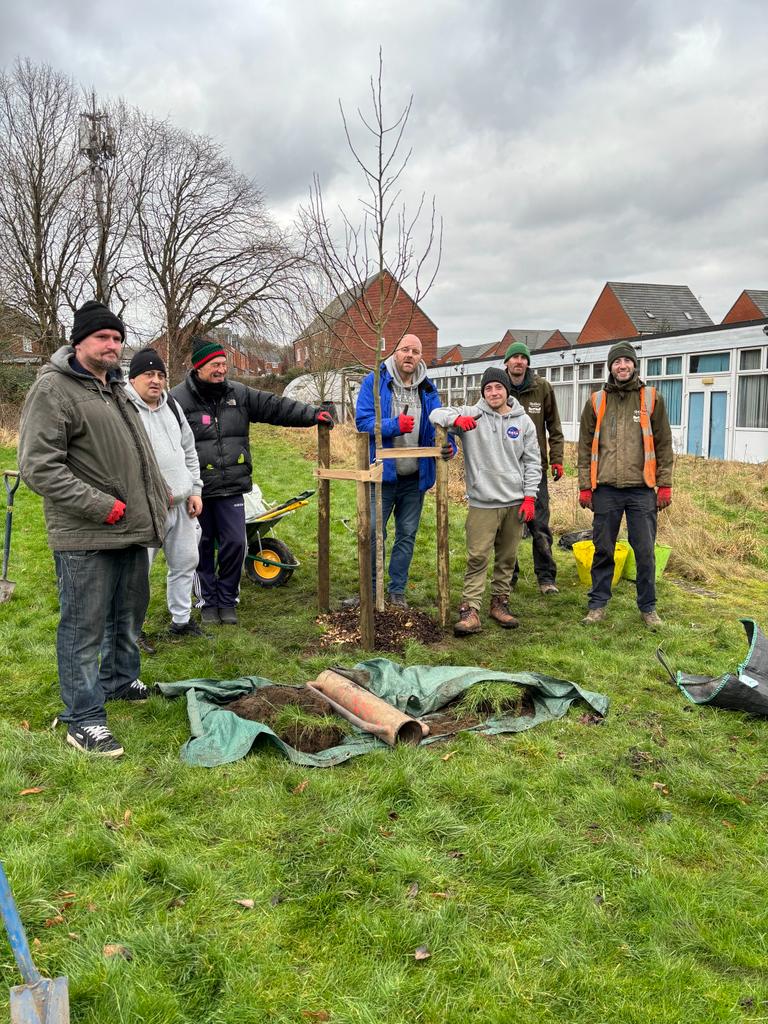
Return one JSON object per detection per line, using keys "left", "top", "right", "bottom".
{"left": 489, "top": 595, "right": 520, "bottom": 629}
{"left": 641, "top": 609, "right": 663, "bottom": 630}
{"left": 454, "top": 604, "right": 482, "bottom": 637}
{"left": 582, "top": 607, "right": 606, "bottom": 625}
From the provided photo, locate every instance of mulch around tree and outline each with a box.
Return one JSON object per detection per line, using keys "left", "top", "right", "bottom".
{"left": 317, "top": 604, "right": 444, "bottom": 652}
{"left": 225, "top": 685, "right": 348, "bottom": 754}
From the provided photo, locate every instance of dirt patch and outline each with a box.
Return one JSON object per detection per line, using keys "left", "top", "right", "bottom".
{"left": 317, "top": 605, "right": 444, "bottom": 652}
{"left": 225, "top": 686, "right": 347, "bottom": 754}
{"left": 423, "top": 689, "right": 535, "bottom": 738}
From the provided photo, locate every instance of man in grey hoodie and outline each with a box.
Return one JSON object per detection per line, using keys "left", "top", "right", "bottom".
{"left": 430, "top": 367, "right": 541, "bottom": 636}
{"left": 125, "top": 349, "right": 204, "bottom": 640}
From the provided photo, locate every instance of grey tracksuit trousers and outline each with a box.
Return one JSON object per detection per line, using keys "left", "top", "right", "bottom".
{"left": 148, "top": 506, "right": 201, "bottom": 624}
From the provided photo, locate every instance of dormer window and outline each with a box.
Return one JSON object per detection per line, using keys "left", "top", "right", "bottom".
{"left": 683, "top": 311, "right": 692, "bottom": 321}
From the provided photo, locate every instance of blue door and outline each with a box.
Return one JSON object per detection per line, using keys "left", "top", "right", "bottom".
{"left": 687, "top": 393, "right": 704, "bottom": 456}
{"left": 709, "top": 391, "right": 727, "bottom": 459}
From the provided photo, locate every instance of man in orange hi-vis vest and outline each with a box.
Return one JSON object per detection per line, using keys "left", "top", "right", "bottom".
{"left": 577, "top": 341, "right": 673, "bottom": 629}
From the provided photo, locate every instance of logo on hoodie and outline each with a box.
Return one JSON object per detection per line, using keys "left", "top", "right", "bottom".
{"left": 506, "top": 425, "right": 520, "bottom": 440}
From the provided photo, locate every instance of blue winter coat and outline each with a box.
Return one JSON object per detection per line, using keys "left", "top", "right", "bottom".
{"left": 355, "top": 364, "right": 451, "bottom": 490}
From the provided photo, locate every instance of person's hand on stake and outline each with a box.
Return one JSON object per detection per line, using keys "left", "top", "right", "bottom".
{"left": 315, "top": 410, "right": 334, "bottom": 428}
{"left": 440, "top": 443, "right": 454, "bottom": 461}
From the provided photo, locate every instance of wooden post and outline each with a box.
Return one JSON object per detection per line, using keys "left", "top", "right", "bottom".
{"left": 356, "top": 432, "right": 375, "bottom": 650}
{"left": 435, "top": 425, "right": 450, "bottom": 628}
{"left": 317, "top": 425, "right": 331, "bottom": 613}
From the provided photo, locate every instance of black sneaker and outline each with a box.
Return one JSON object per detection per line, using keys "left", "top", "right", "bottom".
{"left": 201, "top": 606, "right": 220, "bottom": 625}
{"left": 169, "top": 620, "right": 205, "bottom": 639}
{"left": 109, "top": 679, "right": 151, "bottom": 702}
{"left": 137, "top": 631, "right": 156, "bottom": 656}
{"left": 67, "top": 724, "right": 124, "bottom": 758}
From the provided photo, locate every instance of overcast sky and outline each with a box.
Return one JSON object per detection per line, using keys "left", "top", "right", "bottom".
{"left": 2, "top": 0, "right": 766, "bottom": 346}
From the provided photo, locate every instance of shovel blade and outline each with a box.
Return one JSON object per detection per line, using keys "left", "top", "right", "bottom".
{"left": 0, "top": 579, "right": 15, "bottom": 603}
{"left": 10, "top": 976, "right": 69, "bottom": 1023}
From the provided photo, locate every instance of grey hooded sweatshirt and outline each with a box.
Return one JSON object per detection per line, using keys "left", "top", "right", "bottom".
{"left": 125, "top": 384, "right": 203, "bottom": 507}
{"left": 384, "top": 353, "right": 427, "bottom": 476}
{"left": 430, "top": 397, "right": 542, "bottom": 509}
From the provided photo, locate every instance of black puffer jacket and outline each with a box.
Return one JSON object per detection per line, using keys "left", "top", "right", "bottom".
{"left": 171, "top": 373, "right": 319, "bottom": 498}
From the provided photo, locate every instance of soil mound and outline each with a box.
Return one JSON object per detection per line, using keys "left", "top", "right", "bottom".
{"left": 226, "top": 686, "right": 347, "bottom": 753}
{"left": 423, "top": 689, "right": 535, "bottom": 737}
{"left": 317, "top": 605, "right": 443, "bottom": 652}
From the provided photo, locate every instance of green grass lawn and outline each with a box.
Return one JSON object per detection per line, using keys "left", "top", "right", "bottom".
{"left": 1, "top": 426, "right": 767, "bottom": 1024}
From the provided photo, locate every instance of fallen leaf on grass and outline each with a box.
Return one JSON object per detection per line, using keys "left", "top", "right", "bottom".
{"left": 167, "top": 897, "right": 186, "bottom": 909}
{"left": 447, "top": 850, "right": 464, "bottom": 859}
{"left": 103, "top": 943, "right": 132, "bottom": 961}
{"left": 19, "top": 721, "right": 30, "bottom": 731}
{"left": 441, "top": 750, "right": 459, "bottom": 762}
{"left": 721, "top": 820, "right": 734, "bottom": 829}
{"left": 387, "top": 810, "right": 399, "bottom": 820}
{"left": 19, "top": 787, "right": 45, "bottom": 796}
{"left": 301, "top": 1011, "right": 330, "bottom": 1021}
{"left": 32, "top": 938, "right": 41, "bottom": 948}
{"left": 378, "top": 826, "right": 394, "bottom": 838}
{"left": 414, "top": 945, "right": 431, "bottom": 961}
{"left": 67, "top": 932, "right": 79, "bottom": 940}
{"left": 235, "top": 899, "right": 255, "bottom": 909}
{"left": 651, "top": 781, "right": 669, "bottom": 796}
{"left": 406, "top": 881, "right": 419, "bottom": 899}
{"left": 44, "top": 915, "right": 64, "bottom": 928}
{"left": 430, "top": 892, "right": 450, "bottom": 900}
{"left": 270, "top": 892, "right": 284, "bottom": 907}
{"left": 123, "top": 809, "right": 132, "bottom": 825}
{"left": 292, "top": 780, "right": 309, "bottom": 795}
{"left": 556, "top": 751, "right": 566, "bottom": 760}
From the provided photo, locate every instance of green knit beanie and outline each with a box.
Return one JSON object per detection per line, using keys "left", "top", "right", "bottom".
{"left": 607, "top": 341, "right": 638, "bottom": 372}
{"left": 191, "top": 335, "right": 226, "bottom": 369}
{"left": 503, "top": 341, "right": 531, "bottom": 363}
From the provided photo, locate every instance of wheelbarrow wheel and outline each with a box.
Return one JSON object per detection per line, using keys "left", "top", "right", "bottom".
{"left": 245, "top": 538, "right": 295, "bottom": 588}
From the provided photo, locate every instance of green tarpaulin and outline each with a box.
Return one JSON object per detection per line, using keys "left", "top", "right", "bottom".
{"left": 158, "top": 659, "right": 609, "bottom": 768}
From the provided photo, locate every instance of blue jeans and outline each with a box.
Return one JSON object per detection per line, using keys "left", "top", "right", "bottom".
{"left": 371, "top": 474, "right": 425, "bottom": 595}
{"left": 589, "top": 485, "right": 657, "bottom": 612}
{"left": 54, "top": 546, "right": 150, "bottom": 725}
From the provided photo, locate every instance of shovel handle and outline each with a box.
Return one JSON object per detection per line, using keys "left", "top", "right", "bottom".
{"left": 0, "top": 861, "right": 43, "bottom": 986}
{"left": 3, "top": 470, "right": 20, "bottom": 504}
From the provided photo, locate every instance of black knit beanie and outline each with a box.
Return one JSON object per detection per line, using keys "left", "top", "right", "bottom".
{"left": 481, "top": 367, "right": 512, "bottom": 397}
{"left": 191, "top": 335, "right": 226, "bottom": 369}
{"left": 70, "top": 301, "right": 125, "bottom": 346}
{"left": 607, "top": 341, "right": 638, "bottom": 372}
{"left": 129, "top": 348, "right": 167, "bottom": 379}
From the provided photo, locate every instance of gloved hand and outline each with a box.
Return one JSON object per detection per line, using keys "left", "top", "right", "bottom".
{"left": 398, "top": 413, "right": 415, "bottom": 434}
{"left": 105, "top": 499, "right": 126, "bottom": 525}
{"left": 315, "top": 410, "right": 334, "bottom": 428}
{"left": 579, "top": 489, "right": 593, "bottom": 510}
{"left": 453, "top": 415, "right": 477, "bottom": 432}
{"left": 551, "top": 463, "right": 564, "bottom": 481}
{"left": 657, "top": 486, "right": 672, "bottom": 509}
{"left": 440, "top": 443, "right": 454, "bottom": 461}
{"left": 518, "top": 496, "right": 535, "bottom": 522}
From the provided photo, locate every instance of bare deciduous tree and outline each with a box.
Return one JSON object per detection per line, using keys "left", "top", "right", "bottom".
{"left": 301, "top": 50, "right": 442, "bottom": 609}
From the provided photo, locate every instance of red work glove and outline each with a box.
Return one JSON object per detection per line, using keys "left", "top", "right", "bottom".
{"left": 440, "top": 443, "right": 454, "bottom": 461}
{"left": 579, "top": 489, "right": 593, "bottom": 510}
{"left": 453, "top": 415, "right": 477, "bottom": 432}
{"left": 551, "top": 463, "right": 564, "bottom": 481}
{"left": 105, "top": 499, "right": 126, "bottom": 525}
{"left": 657, "top": 486, "right": 672, "bottom": 509}
{"left": 398, "top": 413, "right": 415, "bottom": 434}
{"left": 315, "top": 410, "right": 334, "bottom": 428}
{"left": 518, "top": 496, "right": 535, "bottom": 522}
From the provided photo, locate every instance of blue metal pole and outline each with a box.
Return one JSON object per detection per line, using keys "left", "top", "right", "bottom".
{"left": 0, "top": 861, "right": 42, "bottom": 987}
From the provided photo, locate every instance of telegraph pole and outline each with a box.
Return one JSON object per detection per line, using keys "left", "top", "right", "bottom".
{"left": 79, "top": 92, "right": 115, "bottom": 304}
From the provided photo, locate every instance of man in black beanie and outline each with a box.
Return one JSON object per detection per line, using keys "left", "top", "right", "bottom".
{"left": 19, "top": 301, "right": 169, "bottom": 757}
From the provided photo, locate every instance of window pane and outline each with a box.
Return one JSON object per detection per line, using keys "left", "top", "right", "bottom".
{"left": 562, "top": 365, "right": 574, "bottom": 381}
{"left": 578, "top": 363, "right": 590, "bottom": 380}
{"left": 592, "top": 363, "right": 604, "bottom": 379}
{"left": 578, "top": 381, "right": 601, "bottom": 413}
{"left": 737, "top": 375, "right": 768, "bottom": 428}
{"left": 550, "top": 367, "right": 560, "bottom": 382}
{"left": 648, "top": 378, "right": 682, "bottom": 427}
{"left": 740, "top": 349, "right": 762, "bottom": 371}
{"left": 552, "top": 382, "right": 574, "bottom": 421}
{"left": 690, "top": 352, "right": 730, "bottom": 373}
{"left": 665, "top": 356, "right": 682, "bottom": 375}
{"left": 647, "top": 358, "right": 662, "bottom": 376}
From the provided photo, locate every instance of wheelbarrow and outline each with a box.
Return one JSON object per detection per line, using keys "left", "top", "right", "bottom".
{"left": 242, "top": 487, "right": 315, "bottom": 588}
{"left": 1, "top": 470, "right": 21, "bottom": 603}
{"left": 0, "top": 861, "right": 69, "bottom": 1022}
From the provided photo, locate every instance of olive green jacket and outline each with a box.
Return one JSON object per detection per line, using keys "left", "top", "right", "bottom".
{"left": 18, "top": 346, "right": 170, "bottom": 551}
{"left": 506, "top": 371, "right": 564, "bottom": 470}
{"left": 577, "top": 374, "right": 674, "bottom": 490}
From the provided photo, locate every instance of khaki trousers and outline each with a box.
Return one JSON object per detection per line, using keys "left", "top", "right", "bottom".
{"left": 462, "top": 505, "right": 524, "bottom": 610}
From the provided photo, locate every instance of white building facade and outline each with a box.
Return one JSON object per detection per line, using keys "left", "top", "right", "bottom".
{"left": 428, "top": 320, "right": 768, "bottom": 463}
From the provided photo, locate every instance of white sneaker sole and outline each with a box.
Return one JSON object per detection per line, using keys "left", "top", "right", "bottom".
{"left": 66, "top": 733, "right": 124, "bottom": 758}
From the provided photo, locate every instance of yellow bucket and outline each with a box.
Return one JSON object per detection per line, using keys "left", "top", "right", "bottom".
{"left": 572, "top": 540, "right": 630, "bottom": 587}
{"left": 623, "top": 543, "right": 672, "bottom": 582}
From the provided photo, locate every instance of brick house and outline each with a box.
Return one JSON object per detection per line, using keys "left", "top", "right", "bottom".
{"left": 0, "top": 304, "right": 43, "bottom": 364}
{"left": 721, "top": 290, "right": 768, "bottom": 325}
{"left": 577, "top": 282, "right": 712, "bottom": 345}
{"left": 293, "top": 271, "right": 438, "bottom": 369}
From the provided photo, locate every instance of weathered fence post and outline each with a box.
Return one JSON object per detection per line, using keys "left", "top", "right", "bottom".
{"left": 435, "top": 425, "right": 450, "bottom": 627}
{"left": 317, "top": 424, "right": 331, "bottom": 613}
{"left": 356, "top": 432, "right": 375, "bottom": 650}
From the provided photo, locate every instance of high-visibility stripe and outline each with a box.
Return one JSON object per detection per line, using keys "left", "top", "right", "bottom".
{"left": 590, "top": 386, "right": 657, "bottom": 489}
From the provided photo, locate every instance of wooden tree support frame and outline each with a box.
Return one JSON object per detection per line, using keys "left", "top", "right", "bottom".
{"left": 315, "top": 425, "right": 451, "bottom": 650}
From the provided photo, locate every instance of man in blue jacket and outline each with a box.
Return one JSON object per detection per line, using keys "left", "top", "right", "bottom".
{"left": 355, "top": 334, "right": 452, "bottom": 607}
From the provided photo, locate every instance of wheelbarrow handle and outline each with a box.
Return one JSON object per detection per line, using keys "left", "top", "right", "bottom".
{"left": 0, "top": 861, "right": 43, "bottom": 987}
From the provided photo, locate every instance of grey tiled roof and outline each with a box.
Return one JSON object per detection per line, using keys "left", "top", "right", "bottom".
{"left": 745, "top": 290, "right": 768, "bottom": 315}
{"left": 504, "top": 329, "right": 556, "bottom": 352}
{"left": 608, "top": 282, "right": 712, "bottom": 333}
